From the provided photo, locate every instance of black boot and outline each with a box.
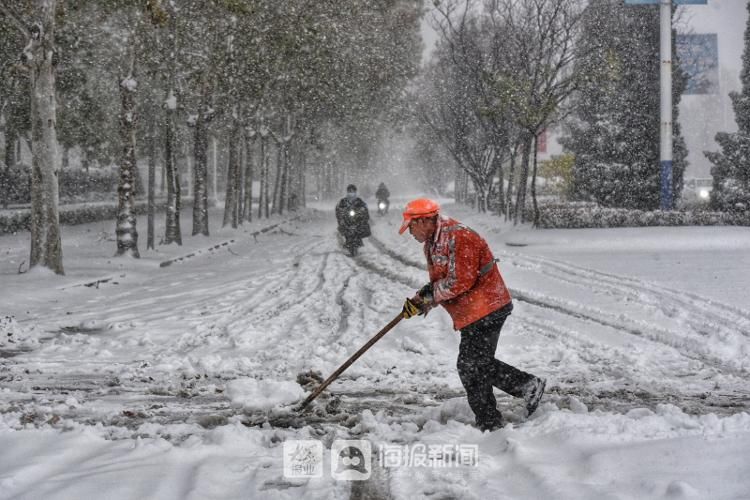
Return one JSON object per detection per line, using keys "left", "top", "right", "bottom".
{"left": 477, "top": 415, "right": 504, "bottom": 432}
{"left": 522, "top": 377, "right": 546, "bottom": 417}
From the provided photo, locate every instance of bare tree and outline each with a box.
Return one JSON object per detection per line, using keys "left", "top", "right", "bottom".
{"left": 115, "top": 49, "right": 140, "bottom": 257}
{"left": 421, "top": 1, "right": 498, "bottom": 212}
{"left": 486, "top": 0, "right": 583, "bottom": 224}
{"left": 1, "top": 0, "right": 64, "bottom": 273}
{"left": 189, "top": 74, "right": 213, "bottom": 236}
{"left": 222, "top": 106, "right": 242, "bottom": 228}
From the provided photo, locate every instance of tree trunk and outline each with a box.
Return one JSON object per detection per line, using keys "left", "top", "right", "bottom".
{"left": 531, "top": 134, "right": 540, "bottom": 227}
{"left": 222, "top": 136, "right": 237, "bottom": 227}
{"left": 147, "top": 118, "right": 156, "bottom": 249}
{"left": 132, "top": 150, "right": 144, "bottom": 197}
{"left": 81, "top": 148, "right": 90, "bottom": 174}
{"left": 265, "top": 143, "right": 271, "bottom": 218}
{"left": 243, "top": 132, "right": 254, "bottom": 222}
{"left": 160, "top": 154, "right": 166, "bottom": 194}
{"left": 115, "top": 63, "right": 140, "bottom": 258}
{"left": 505, "top": 145, "right": 517, "bottom": 222}
{"left": 298, "top": 147, "right": 306, "bottom": 209}
{"left": 494, "top": 152, "right": 505, "bottom": 216}
{"left": 514, "top": 135, "right": 532, "bottom": 225}
{"left": 211, "top": 135, "right": 218, "bottom": 205}
{"left": 271, "top": 142, "right": 281, "bottom": 214}
{"left": 280, "top": 142, "right": 290, "bottom": 215}
{"left": 185, "top": 143, "right": 193, "bottom": 198}
{"left": 28, "top": 0, "right": 64, "bottom": 274}
{"left": 258, "top": 134, "right": 266, "bottom": 219}
{"left": 233, "top": 125, "right": 242, "bottom": 224}
{"left": 4, "top": 127, "right": 15, "bottom": 171}
{"left": 222, "top": 122, "right": 240, "bottom": 228}
{"left": 258, "top": 128, "right": 271, "bottom": 219}
{"left": 61, "top": 146, "right": 68, "bottom": 169}
{"left": 164, "top": 88, "right": 182, "bottom": 245}
{"left": 237, "top": 133, "right": 245, "bottom": 221}
{"left": 192, "top": 105, "right": 210, "bottom": 236}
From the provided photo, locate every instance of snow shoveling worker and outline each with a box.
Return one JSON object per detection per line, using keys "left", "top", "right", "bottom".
{"left": 399, "top": 198, "right": 546, "bottom": 432}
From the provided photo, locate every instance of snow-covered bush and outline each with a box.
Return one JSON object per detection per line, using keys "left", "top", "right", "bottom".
{"left": 0, "top": 197, "right": 199, "bottom": 234}
{"left": 0, "top": 166, "right": 118, "bottom": 205}
{"left": 534, "top": 204, "right": 750, "bottom": 228}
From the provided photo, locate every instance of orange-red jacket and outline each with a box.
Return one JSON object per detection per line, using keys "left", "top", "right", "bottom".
{"left": 425, "top": 216, "right": 512, "bottom": 330}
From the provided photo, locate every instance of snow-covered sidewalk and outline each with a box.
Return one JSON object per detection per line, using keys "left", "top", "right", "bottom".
{"left": 1, "top": 202, "right": 748, "bottom": 499}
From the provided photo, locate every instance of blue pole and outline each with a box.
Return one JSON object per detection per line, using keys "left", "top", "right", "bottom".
{"left": 659, "top": 0, "right": 673, "bottom": 210}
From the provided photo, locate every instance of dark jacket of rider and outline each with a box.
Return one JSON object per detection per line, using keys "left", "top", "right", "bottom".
{"left": 336, "top": 195, "right": 371, "bottom": 239}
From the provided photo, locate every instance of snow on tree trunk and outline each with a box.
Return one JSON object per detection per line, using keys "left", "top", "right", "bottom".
{"left": 494, "top": 151, "right": 505, "bottom": 216}
{"left": 29, "top": 0, "right": 64, "bottom": 274}
{"left": 505, "top": 145, "right": 518, "bottom": 222}
{"left": 115, "top": 66, "right": 140, "bottom": 258}
{"left": 271, "top": 144, "right": 281, "bottom": 214}
{"left": 514, "top": 135, "right": 532, "bottom": 225}
{"left": 243, "top": 130, "right": 255, "bottom": 222}
{"left": 275, "top": 113, "right": 295, "bottom": 215}
{"left": 147, "top": 120, "right": 156, "bottom": 250}
{"left": 191, "top": 96, "right": 210, "bottom": 236}
{"left": 257, "top": 135, "right": 266, "bottom": 219}
{"left": 531, "top": 135, "right": 540, "bottom": 227}
{"left": 164, "top": 88, "right": 182, "bottom": 245}
{"left": 258, "top": 123, "right": 271, "bottom": 219}
{"left": 4, "top": 129, "right": 15, "bottom": 172}
{"left": 210, "top": 136, "right": 217, "bottom": 204}
{"left": 222, "top": 122, "right": 240, "bottom": 229}
{"left": 295, "top": 146, "right": 306, "bottom": 210}
{"left": 237, "top": 129, "right": 246, "bottom": 222}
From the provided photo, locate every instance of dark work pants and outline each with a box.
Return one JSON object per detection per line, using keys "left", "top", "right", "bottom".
{"left": 457, "top": 304, "right": 535, "bottom": 427}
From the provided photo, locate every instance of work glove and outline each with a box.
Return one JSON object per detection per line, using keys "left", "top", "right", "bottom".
{"left": 402, "top": 297, "right": 422, "bottom": 319}
{"left": 417, "top": 283, "right": 434, "bottom": 305}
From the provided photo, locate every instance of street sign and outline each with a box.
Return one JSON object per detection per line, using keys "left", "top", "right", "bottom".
{"left": 624, "top": 1, "right": 707, "bottom": 4}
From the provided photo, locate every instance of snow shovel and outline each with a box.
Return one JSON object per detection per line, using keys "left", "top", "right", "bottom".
{"left": 296, "top": 311, "right": 405, "bottom": 411}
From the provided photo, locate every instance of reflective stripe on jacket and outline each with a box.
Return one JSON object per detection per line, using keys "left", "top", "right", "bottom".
{"left": 425, "top": 216, "right": 512, "bottom": 330}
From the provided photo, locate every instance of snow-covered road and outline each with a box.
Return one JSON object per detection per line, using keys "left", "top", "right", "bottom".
{"left": 1, "top": 202, "right": 749, "bottom": 499}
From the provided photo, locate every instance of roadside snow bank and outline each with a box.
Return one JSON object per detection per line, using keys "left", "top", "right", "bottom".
{"left": 225, "top": 378, "right": 306, "bottom": 411}
{"left": 358, "top": 403, "right": 750, "bottom": 500}
{"left": 0, "top": 423, "right": 347, "bottom": 500}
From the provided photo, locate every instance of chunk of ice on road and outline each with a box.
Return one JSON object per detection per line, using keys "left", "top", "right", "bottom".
{"left": 225, "top": 378, "right": 305, "bottom": 411}
{"left": 0, "top": 315, "right": 40, "bottom": 348}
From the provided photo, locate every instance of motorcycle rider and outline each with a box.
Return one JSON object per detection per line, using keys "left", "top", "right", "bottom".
{"left": 335, "top": 184, "right": 371, "bottom": 255}
{"left": 375, "top": 182, "right": 390, "bottom": 215}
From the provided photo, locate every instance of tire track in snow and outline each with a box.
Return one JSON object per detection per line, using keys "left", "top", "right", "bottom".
{"left": 366, "top": 235, "right": 749, "bottom": 380}
{"left": 512, "top": 288, "right": 747, "bottom": 377}
{"left": 503, "top": 250, "right": 750, "bottom": 337}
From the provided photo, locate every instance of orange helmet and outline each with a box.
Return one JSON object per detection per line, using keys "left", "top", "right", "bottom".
{"left": 399, "top": 198, "right": 440, "bottom": 234}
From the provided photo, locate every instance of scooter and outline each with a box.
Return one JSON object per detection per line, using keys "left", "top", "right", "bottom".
{"left": 340, "top": 209, "right": 364, "bottom": 256}
{"left": 377, "top": 199, "right": 389, "bottom": 216}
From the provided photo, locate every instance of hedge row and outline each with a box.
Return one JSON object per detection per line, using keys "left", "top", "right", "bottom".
{"left": 0, "top": 198, "right": 197, "bottom": 235}
{"left": 533, "top": 204, "right": 750, "bottom": 229}
{"left": 0, "top": 166, "right": 118, "bottom": 205}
